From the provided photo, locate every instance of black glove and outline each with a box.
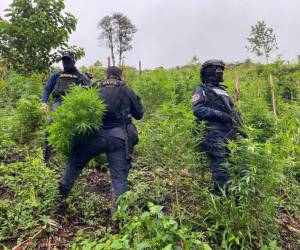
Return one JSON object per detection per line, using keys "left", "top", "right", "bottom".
{"left": 218, "top": 111, "right": 232, "bottom": 123}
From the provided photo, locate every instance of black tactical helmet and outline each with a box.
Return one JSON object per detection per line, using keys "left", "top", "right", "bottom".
{"left": 107, "top": 66, "right": 122, "bottom": 79}
{"left": 201, "top": 59, "right": 225, "bottom": 70}
{"left": 200, "top": 59, "right": 225, "bottom": 83}
{"left": 61, "top": 51, "right": 76, "bottom": 63}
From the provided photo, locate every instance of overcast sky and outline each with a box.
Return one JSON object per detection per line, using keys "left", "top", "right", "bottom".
{"left": 1, "top": 0, "right": 300, "bottom": 68}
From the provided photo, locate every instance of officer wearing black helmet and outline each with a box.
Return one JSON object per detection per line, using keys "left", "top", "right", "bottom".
{"left": 41, "top": 51, "right": 92, "bottom": 165}
{"left": 58, "top": 66, "right": 143, "bottom": 207}
{"left": 41, "top": 51, "right": 91, "bottom": 111}
{"left": 192, "top": 59, "right": 244, "bottom": 195}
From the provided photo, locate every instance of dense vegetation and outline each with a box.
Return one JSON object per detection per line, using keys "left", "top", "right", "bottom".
{"left": 0, "top": 61, "right": 299, "bottom": 249}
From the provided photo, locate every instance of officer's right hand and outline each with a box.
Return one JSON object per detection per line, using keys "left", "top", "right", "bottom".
{"left": 220, "top": 112, "right": 233, "bottom": 123}
{"left": 41, "top": 103, "right": 49, "bottom": 113}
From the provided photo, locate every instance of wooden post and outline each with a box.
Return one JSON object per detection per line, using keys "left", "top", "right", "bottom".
{"left": 138, "top": 60, "right": 142, "bottom": 75}
{"left": 298, "top": 55, "right": 300, "bottom": 64}
{"left": 234, "top": 76, "right": 241, "bottom": 101}
{"left": 107, "top": 57, "right": 111, "bottom": 67}
{"left": 121, "top": 60, "right": 126, "bottom": 80}
{"left": 269, "top": 74, "right": 277, "bottom": 118}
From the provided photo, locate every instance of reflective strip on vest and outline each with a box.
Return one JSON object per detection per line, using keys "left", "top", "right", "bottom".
{"left": 212, "top": 88, "right": 229, "bottom": 97}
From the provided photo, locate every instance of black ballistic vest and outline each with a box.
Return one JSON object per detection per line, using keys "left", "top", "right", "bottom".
{"left": 52, "top": 72, "right": 82, "bottom": 99}
{"left": 99, "top": 78, "right": 129, "bottom": 129}
{"left": 204, "top": 84, "right": 234, "bottom": 114}
{"left": 203, "top": 83, "right": 234, "bottom": 130}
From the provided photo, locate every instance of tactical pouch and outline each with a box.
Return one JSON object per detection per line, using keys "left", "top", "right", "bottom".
{"left": 127, "top": 123, "right": 139, "bottom": 154}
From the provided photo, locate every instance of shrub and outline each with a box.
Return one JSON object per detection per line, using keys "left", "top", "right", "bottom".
{"left": 0, "top": 151, "right": 58, "bottom": 241}
{"left": 0, "top": 74, "right": 42, "bottom": 107}
{"left": 12, "top": 95, "right": 45, "bottom": 143}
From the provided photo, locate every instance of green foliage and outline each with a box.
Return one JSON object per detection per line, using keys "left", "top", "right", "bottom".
{"left": 0, "top": 74, "right": 44, "bottom": 161}
{"left": 73, "top": 193, "right": 209, "bottom": 250}
{"left": 79, "top": 193, "right": 111, "bottom": 226}
{"left": 0, "top": 111, "right": 18, "bottom": 161}
{"left": 48, "top": 86, "right": 106, "bottom": 156}
{"left": 0, "top": 74, "right": 42, "bottom": 106}
{"left": 12, "top": 95, "right": 45, "bottom": 143}
{"left": 129, "top": 67, "right": 198, "bottom": 117}
{"left": 137, "top": 101, "right": 202, "bottom": 170}
{"left": 225, "top": 140, "right": 281, "bottom": 248}
{"left": 0, "top": 63, "right": 300, "bottom": 249}
{"left": 0, "top": 0, "right": 83, "bottom": 74}
{"left": 239, "top": 97, "right": 275, "bottom": 142}
{"left": 256, "top": 61, "right": 300, "bottom": 102}
{"left": 0, "top": 151, "right": 58, "bottom": 242}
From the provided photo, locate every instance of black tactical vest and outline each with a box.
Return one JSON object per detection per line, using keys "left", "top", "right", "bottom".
{"left": 98, "top": 78, "right": 128, "bottom": 128}
{"left": 203, "top": 84, "right": 234, "bottom": 114}
{"left": 52, "top": 72, "right": 82, "bottom": 98}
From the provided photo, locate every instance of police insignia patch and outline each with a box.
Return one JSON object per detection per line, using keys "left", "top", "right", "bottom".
{"left": 191, "top": 93, "right": 203, "bottom": 103}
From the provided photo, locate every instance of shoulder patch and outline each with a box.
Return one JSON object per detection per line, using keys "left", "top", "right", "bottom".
{"left": 191, "top": 92, "right": 204, "bottom": 104}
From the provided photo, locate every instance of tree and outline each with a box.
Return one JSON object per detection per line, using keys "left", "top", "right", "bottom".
{"left": 93, "top": 60, "right": 102, "bottom": 67}
{"left": 98, "top": 13, "right": 137, "bottom": 66}
{"left": 98, "top": 15, "right": 115, "bottom": 66}
{"left": 189, "top": 55, "right": 199, "bottom": 65}
{"left": 0, "top": 0, "right": 84, "bottom": 74}
{"left": 246, "top": 20, "right": 278, "bottom": 63}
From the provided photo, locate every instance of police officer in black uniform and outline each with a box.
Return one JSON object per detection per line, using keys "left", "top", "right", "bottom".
{"left": 58, "top": 66, "right": 143, "bottom": 206}
{"left": 41, "top": 51, "right": 91, "bottom": 111}
{"left": 41, "top": 51, "right": 92, "bottom": 164}
{"left": 192, "top": 59, "right": 243, "bottom": 195}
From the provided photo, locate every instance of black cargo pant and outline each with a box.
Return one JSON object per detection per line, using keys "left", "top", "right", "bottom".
{"left": 202, "top": 128, "right": 230, "bottom": 195}
{"left": 58, "top": 128, "right": 130, "bottom": 201}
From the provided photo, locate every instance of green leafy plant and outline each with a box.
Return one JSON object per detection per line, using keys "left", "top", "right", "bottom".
{"left": 0, "top": 151, "right": 58, "bottom": 242}
{"left": 0, "top": 74, "right": 42, "bottom": 106}
{"left": 12, "top": 95, "right": 45, "bottom": 143}
{"left": 48, "top": 86, "right": 106, "bottom": 156}
{"left": 73, "top": 194, "right": 210, "bottom": 250}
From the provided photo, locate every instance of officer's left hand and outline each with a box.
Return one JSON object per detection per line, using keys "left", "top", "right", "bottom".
{"left": 41, "top": 103, "right": 49, "bottom": 113}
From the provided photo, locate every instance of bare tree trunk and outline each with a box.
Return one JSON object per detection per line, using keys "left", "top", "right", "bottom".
{"left": 265, "top": 55, "right": 269, "bottom": 64}
{"left": 107, "top": 57, "right": 111, "bottom": 67}
{"left": 118, "top": 50, "right": 122, "bottom": 66}
{"left": 269, "top": 74, "right": 277, "bottom": 118}
{"left": 111, "top": 48, "right": 115, "bottom": 66}
{"left": 108, "top": 31, "right": 116, "bottom": 66}
{"left": 118, "top": 33, "right": 123, "bottom": 66}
